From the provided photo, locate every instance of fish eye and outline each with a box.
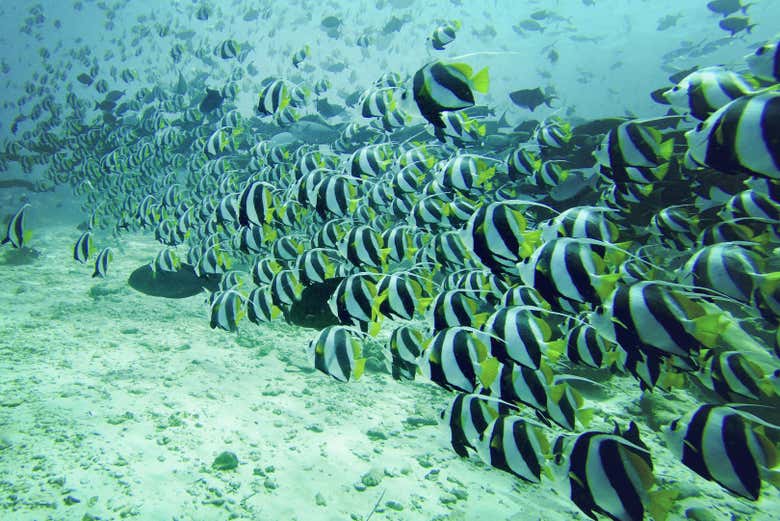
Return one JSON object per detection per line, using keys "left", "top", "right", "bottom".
{"left": 669, "top": 419, "right": 679, "bottom": 431}
{"left": 755, "top": 46, "right": 766, "bottom": 56}
{"left": 695, "top": 122, "right": 704, "bottom": 132}
{"left": 671, "top": 86, "right": 679, "bottom": 92}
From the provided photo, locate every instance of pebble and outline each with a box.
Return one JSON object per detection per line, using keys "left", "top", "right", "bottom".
{"left": 685, "top": 507, "right": 722, "bottom": 521}
{"left": 360, "top": 468, "right": 383, "bottom": 487}
{"left": 366, "top": 429, "right": 388, "bottom": 441}
{"left": 315, "top": 492, "right": 327, "bottom": 506}
{"left": 450, "top": 488, "right": 468, "bottom": 500}
{"left": 415, "top": 454, "right": 433, "bottom": 468}
{"left": 211, "top": 451, "right": 238, "bottom": 471}
{"left": 385, "top": 500, "right": 404, "bottom": 511}
{"left": 403, "top": 416, "right": 437, "bottom": 428}
{"left": 439, "top": 493, "right": 457, "bottom": 505}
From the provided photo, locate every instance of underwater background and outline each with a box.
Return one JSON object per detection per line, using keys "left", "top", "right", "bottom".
{"left": 1, "top": 1, "right": 779, "bottom": 520}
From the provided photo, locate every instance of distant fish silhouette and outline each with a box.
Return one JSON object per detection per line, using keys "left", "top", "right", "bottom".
{"left": 509, "top": 87, "right": 556, "bottom": 111}
{"left": 199, "top": 88, "right": 223, "bottom": 113}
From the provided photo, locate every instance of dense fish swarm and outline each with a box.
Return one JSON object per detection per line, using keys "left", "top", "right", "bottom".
{"left": 1, "top": 1, "right": 779, "bottom": 520}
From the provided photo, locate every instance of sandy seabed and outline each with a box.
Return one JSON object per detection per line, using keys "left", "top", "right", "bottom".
{"left": 0, "top": 223, "right": 778, "bottom": 521}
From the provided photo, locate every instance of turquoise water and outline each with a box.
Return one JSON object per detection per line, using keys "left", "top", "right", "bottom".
{"left": 1, "top": 1, "right": 779, "bottom": 520}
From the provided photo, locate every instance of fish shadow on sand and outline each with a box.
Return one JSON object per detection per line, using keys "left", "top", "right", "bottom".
{"left": 0, "top": 247, "right": 41, "bottom": 266}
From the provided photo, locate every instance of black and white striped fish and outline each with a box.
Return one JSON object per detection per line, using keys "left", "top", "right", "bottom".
{"left": 590, "top": 281, "right": 711, "bottom": 364}
{"left": 430, "top": 21, "right": 460, "bottom": 50}
{"left": 463, "top": 200, "right": 538, "bottom": 275}
{"left": 479, "top": 359, "right": 591, "bottom": 430}
{"left": 257, "top": 79, "right": 290, "bottom": 116}
{"left": 209, "top": 289, "right": 246, "bottom": 332}
{"left": 375, "top": 273, "right": 428, "bottom": 321}
{"left": 699, "top": 350, "right": 777, "bottom": 402}
{"left": 663, "top": 66, "right": 755, "bottom": 120}
{"left": 238, "top": 181, "right": 275, "bottom": 227}
{"left": 593, "top": 120, "right": 674, "bottom": 169}
{"left": 73, "top": 230, "right": 93, "bottom": 263}
{"left": 685, "top": 90, "right": 780, "bottom": 180}
{"left": 412, "top": 61, "right": 489, "bottom": 128}
{"left": 247, "top": 286, "right": 282, "bottom": 324}
{"left": 418, "top": 326, "right": 492, "bottom": 393}
{"left": 482, "top": 306, "right": 564, "bottom": 369}
{"left": 556, "top": 422, "right": 670, "bottom": 521}
{"left": 442, "top": 393, "right": 500, "bottom": 457}
{"left": 151, "top": 248, "right": 181, "bottom": 273}
{"left": 2, "top": 203, "right": 31, "bottom": 249}
{"left": 388, "top": 325, "right": 423, "bottom": 380}
{"left": 679, "top": 243, "right": 768, "bottom": 303}
{"left": 474, "top": 415, "right": 549, "bottom": 484}
{"left": 339, "top": 225, "right": 385, "bottom": 269}
{"left": 92, "top": 247, "right": 112, "bottom": 278}
{"left": 520, "top": 238, "right": 618, "bottom": 310}
{"left": 327, "top": 273, "right": 378, "bottom": 331}
{"left": 665, "top": 404, "right": 778, "bottom": 500}
{"left": 746, "top": 40, "right": 780, "bottom": 83}
{"left": 310, "top": 325, "right": 366, "bottom": 382}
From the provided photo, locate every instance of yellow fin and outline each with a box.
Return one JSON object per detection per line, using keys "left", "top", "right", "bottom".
{"left": 368, "top": 320, "right": 382, "bottom": 337}
{"left": 471, "top": 67, "right": 490, "bottom": 94}
{"left": 652, "top": 162, "right": 669, "bottom": 181}
{"left": 577, "top": 407, "right": 594, "bottom": 428}
{"left": 689, "top": 313, "right": 725, "bottom": 347}
{"left": 449, "top": 62, "right": 473, "bottom": 78}
{"left": 759, "top": 271, "right": 780, "bottom": 294}
{"left": 472, "top": 312, "right": 490, "bottom": 328}
{"left": 658, "top": 139, "right": 674, "bottom": 161}
{"left": 595, "top": 273, "right": 621, "bottom": 302}
{"left": 604, "top": 246, "right": 628, "bottom": 266}
{"left": 479, "top": 357, "right": 500, "bottom": 387}
{"left": 550, "top": 383, "right": 566, "bottom": 403}
{"left": 647, "top": 489, "right": 678, "bottom": 521}
{"left": 353, "top": 358, "right": 366, "bottom": 380}
{"left": 544, "top": 339, "right": 565, "bottom": 364}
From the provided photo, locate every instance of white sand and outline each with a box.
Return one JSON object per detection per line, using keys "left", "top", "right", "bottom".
{"left": 0, "top": 225, "right": 777, "bottom": 521}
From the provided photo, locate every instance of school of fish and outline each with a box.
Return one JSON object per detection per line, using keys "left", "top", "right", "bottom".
{"left": 1, "top": 2, "right": 779, "bottom": 520}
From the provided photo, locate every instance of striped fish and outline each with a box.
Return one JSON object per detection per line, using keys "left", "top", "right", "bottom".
{"left": 558, "top": 422, "right": 671, "bottom": 521}
{"left": 92, "top": 247, "right": 112, "bottom": 278}
{"left": 418, "top": 326, "right": 492, "bottom": 393}
{"left": 663, "top": 66, "right": 755, "bottom": 120}
{"left": 2, "top": 203, "right": 31, "bottom": 248}
{"left": 73, "top": 231, "right": 93, "bottom": 263}
{"left": 685, "top": 90, "right": 780, "bottom": 180}
{"left": 209, "top": 289, "right": 246, "bottom": 332}
{"left": 442, "top": 393, "right": 501, "bottom": 457}
{"left": 310, "top": 325, "right": 366, "bottom": 382}
{"left": 388, "top": 325, "right": 423, "bottom": 380}
{"left": 474, "top": 416, "right": 549, "bottom": 484}
{"left": 430, "top": 21, "right": 460, "bottom": 50}
{"left": 412, "top": 61, "right": 489, "bottom": 128}
{"left": 665, "top": 405, "right": 777, "bottom": 500}
{"left": 746, "top": 40, "right": 780, "bottom": 83}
